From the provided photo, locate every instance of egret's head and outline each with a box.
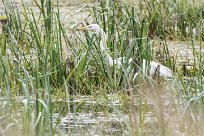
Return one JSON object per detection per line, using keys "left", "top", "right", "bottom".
{"left": 79, "top": 24, "right": 101, "bottom": 33}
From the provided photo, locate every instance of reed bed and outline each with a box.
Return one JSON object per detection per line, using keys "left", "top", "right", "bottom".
{"left": 0, "top": 0, "right": 204, "bottom": 135}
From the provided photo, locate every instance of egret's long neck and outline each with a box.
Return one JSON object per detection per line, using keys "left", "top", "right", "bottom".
{"left": 96, "top": 27, "right": 121, "bottom": 66}
{"left": 97, "top": 28, "right": 115, "bottom": 65}
{"left": 97, "top": 28, "right": 107, "bottom": 49}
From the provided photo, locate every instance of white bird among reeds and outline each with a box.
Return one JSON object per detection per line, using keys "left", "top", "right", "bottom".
{"left": 79, "top": 24, "right": 172, "bottom": 80}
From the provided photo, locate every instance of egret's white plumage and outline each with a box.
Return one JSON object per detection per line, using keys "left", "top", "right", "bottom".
{"left": 81, "top": 24, "right": 172, "bottom": 80}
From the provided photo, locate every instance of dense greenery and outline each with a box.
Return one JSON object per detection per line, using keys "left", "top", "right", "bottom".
{"left": 0, "top": 0, "right": 204, "bottom": 135}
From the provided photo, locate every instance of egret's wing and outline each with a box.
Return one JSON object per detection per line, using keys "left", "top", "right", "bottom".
{"left": 159, "top": 64, "right": 172, "bottom": 77}
{"left": 150, "top": 61, "right": 173, "bottom": 77}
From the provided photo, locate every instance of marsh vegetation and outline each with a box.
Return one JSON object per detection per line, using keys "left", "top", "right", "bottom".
{"left": 0, "top": 0, "right": 204, "bottom": 135}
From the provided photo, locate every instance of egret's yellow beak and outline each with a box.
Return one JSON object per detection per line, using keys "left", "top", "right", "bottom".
{"left": 78, "top": 26, "right": 87, "bottom": 31}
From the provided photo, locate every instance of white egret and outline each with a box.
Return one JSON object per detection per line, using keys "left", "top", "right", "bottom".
{"left": 79, "top": 24, "right": 172, "bottom": 80}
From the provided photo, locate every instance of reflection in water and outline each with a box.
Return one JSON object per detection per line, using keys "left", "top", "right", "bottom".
{"left": 52, "top": 95, "right": 157, "bottom": 135}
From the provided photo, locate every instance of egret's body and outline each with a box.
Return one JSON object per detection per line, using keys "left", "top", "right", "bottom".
{"left": 81, "top": 24, "right": 172, "bottom": 79}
